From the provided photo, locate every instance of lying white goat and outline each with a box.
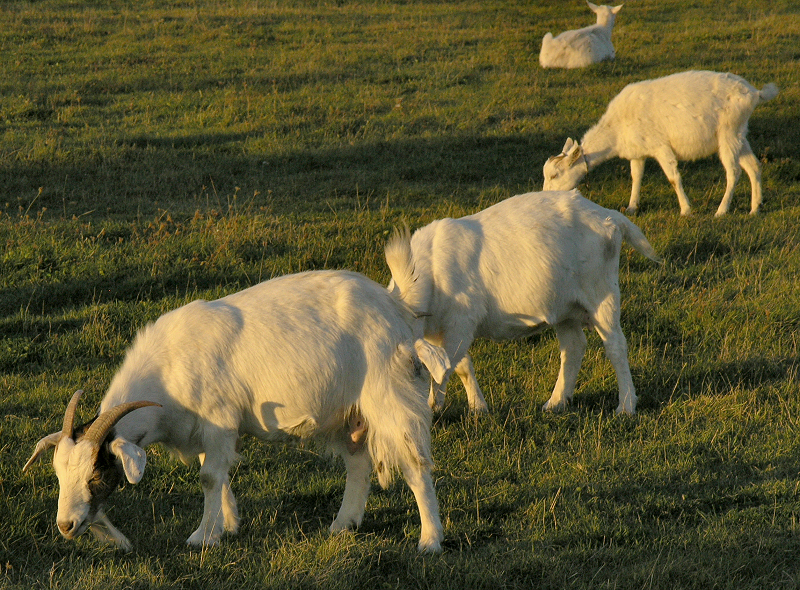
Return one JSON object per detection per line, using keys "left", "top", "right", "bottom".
{"left": 539, "top": 2, "right": 622, "bottom": 69}
{"left": 386, "top": 190, "right": 660, "bottom": 416}
{"left": 543, "top": 70, "right": 779, "bottom": 216}
{"left": 24, "top": 270, "right": 450, "bottom": 553}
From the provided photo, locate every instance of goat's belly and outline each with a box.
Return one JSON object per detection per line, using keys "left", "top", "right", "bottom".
{"left": 665, "top": 133, "right": 718, "bottom": 161}
{"left": 240, "top": 418, "right": 300, "bottom": 443}
{"left": 477, "top": 314, "right": 550, "bottom": 341}
{"left": 242, "top": 398, "right": 348, "bottom": 443}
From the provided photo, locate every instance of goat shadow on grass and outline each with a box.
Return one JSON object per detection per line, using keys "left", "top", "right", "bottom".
{"left": 636, "top": 355, "right": 797, "bottom": 413}
{"left": 0, "top": 256, "right": 263, "bottom": 320}
{"left": 540, "top": 433, "right": 800, "bottom": 551}
{"left": 2, "top": 129, "right": 549, "bottom": 220}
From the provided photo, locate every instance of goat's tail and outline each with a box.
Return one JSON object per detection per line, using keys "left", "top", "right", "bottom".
{"left": 758, "top": 83, "right": 779, "bottom": 103}
{"left": 362, "top": 341, "right": 441, "bottom": 489}
{"left": 609, "top": 212, "right": 663, "bottom": 264}
{"left": 385, "top": 226, "right": 430, "bottom": 316}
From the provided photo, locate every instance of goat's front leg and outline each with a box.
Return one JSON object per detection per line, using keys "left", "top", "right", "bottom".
{"left": 89, "top": 509, "right": 133, "bottom": 552}
{"left": 330, "top": 448, "right": 371, "bottom": 533}
{"left": 429, "top": 328, "right": 473, "bottom": 411}
{"left": 454, "top": 353, "right": 488, "bottom": 413}
{"left": 654, "top": 150, "right": 692, "bottom": 216}
{"left": 188, "top": 432, "right": 239, "bottom": 547}
{"left": 626, "top": 158, "right": 645, "bottom": 214}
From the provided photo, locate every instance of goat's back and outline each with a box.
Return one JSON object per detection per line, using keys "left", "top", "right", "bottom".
{"left": 409, "top": 190, "right": 628, "bottom": 340}
{"left": 540, "top": 25, "right": 613, "bottom": 69}
{"left": 102, "top": 270, "right": 431, "bottom": 475}
{"left": 598, "top": 70, "right": 768, "bottom": 161}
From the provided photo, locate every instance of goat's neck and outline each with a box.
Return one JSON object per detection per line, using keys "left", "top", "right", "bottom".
{"left": 595, "top": 17, "right": 614, "bottom": 29}
{"left": 580, "top": 124, "right": 617, "bottom": 171}
{"left": 100, "top": 385, "right": 165, "bottom": 448}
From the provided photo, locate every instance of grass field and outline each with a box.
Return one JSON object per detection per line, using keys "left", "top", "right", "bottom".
{"left": 2, "top": 0, "right": 799, "bottom": 588}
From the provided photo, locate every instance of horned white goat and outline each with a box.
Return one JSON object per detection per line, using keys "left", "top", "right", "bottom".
{"left": 543, "top": 70, "right": 779, "bottom": 216}
{"left": 24, "top": 270, "right": 451, "bottom": 553}
{"left": 386, "top": 190, "right": 661, "bottom": 416}
{"left": 539, "top": 2, "right": 623, "bottom": 69}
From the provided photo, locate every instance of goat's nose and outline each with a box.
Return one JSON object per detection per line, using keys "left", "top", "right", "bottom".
{"left": 57, "top": 520, "right": 77, "bottom": 537}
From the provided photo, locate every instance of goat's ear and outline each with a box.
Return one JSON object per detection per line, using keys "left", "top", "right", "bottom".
{"left": 109, "top": 438, "right": 147, "bottom": 484}
{"left": 587, "top": 1, "right": 599, "bottom": 12}
{"left": 612, "top": 4, "right": 623, "bottom": 14}
{"left": 561, "top": 137, "right": 576, "bottom": 154}
{"left": 23, "top": 432, "right": 62, "bottom": 472}
{"left": 565, "top": 141, "right": 584, "bottom": 165}
{"left": 414, "top": 340, "right": 451, "bottom": 384}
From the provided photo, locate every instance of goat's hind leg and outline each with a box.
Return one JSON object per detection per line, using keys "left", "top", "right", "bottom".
{"left": 330, "top": 448, "right": 371, "bottom": 533}
{"left": 398, "top": 455, "right": 443, "bottom": 553}
{"left": 592, "top": 296, "right": 637, "bottom": 414}
{"left": 737, "top": 140, "right": 763, "bottom": 215}
{"left": 542, "top": 320, "right": 587, "bottom": 412}
{"left": 714, "top": 140, "right": 744, "bottom": 216}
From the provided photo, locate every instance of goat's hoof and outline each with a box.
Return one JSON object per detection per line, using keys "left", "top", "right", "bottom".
{"left": 615, "top": 405, "right": 636, "bottom": 416}
{"left": 469, "top": 400, "right": 489, "bottom": 414}
{"left": 428, "top": 399, "right": 446, "bottom": 413}
{"left": 117, "top": 538, "right": 133, "bottom": 553}
{"left": 186, "top": 530, "right": 222, "bottom": 548}
{"left": 224, "top": 517, "right": 240, "bottom": 534}
{"left": 417, "top": 537, "right": 443, "bottom": 554}
{"left": 623, "top": 206, "right": 638, "bottom": 216}
{"left": 542, "top": 398, "right": 568, "bottom": 412}
{"left": 330, "top": 516, "right": 360, "bottom": 533}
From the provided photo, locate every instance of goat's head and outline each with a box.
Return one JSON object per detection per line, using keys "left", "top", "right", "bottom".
{"left": 24, "top": 390, "right": 159, "bottom": 542}
{"left": 543, "top": 138, "right": 588, "bottom": 191}
{"left": 587, "top": 2, "right": 623, "bottom": 27}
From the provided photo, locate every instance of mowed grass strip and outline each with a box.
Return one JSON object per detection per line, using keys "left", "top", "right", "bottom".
{"left": 2, "top": 0, "right": 799, "bottom": 588}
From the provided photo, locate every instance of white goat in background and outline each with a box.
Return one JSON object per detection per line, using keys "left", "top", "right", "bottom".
{"left": 24, "top": 270, "right": 450, "bottom": 553}
{"left": 386, "top": 190, "right": 661, "bottom": 416}
{"left": 539, "top": 2, "right": 623, "bottom": 69}
{"left": 543, "top": 70, "right": 779, "bottom": 216}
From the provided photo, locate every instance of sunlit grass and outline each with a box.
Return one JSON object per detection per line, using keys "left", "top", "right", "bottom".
{"left": 2, "top": 0, "right": 799, "bottom": 588}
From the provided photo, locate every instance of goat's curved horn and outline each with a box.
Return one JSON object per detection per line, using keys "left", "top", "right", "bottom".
{"left": 84, "top": 401, "right": 161, "bottom": 446}
{"left": 61, "top": 389, "right": 85, "bottom": 440}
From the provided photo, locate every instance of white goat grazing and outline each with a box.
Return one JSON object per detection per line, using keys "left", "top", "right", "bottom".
{"left": 543, "top": 70, "right": 779, "bottom": 216}
{"left": 24, "top": 270, "right": 451, "bottom": 553}
{"left": 539, "top": 2, "right": 622, "bottom": 69}
{"left": 386, "top": 190, "right": 661, "bottom": 416}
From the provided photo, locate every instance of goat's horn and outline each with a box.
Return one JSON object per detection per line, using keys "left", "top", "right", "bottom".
{"left": 84, "top": 401, "right": 161, "bottom": 446}
{"left": 61, "top": 389, "right": 85, "bottom": 440}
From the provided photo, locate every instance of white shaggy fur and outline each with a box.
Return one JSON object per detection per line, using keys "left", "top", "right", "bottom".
{"left": 386, "top": 190, "right": 661, "bottom": 416}
{"left": 543, "top": 70, "right": 779, "bottom": 216}
{"left": 540, "top": 2, "right": 622, "bottom": 69}
{"left": 26, "top": 271, "right": 450, "bottom": 553}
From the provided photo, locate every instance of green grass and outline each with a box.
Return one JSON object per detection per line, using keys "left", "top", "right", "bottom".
{"left": 2, "top": 0, "right": 799, "bottom": 588}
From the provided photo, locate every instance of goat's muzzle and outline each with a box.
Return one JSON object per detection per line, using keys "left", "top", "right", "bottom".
{"left": 57, "top": 518, "right": 81, "bottom": 539}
